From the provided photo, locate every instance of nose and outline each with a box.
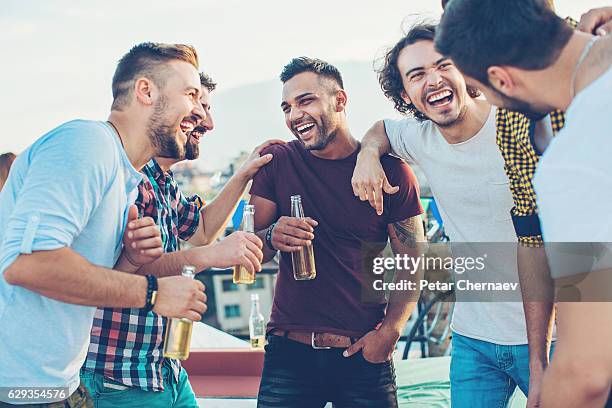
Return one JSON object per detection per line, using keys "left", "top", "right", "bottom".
{"left": 192, "top": 101, "right": 206, "bottom": 125}
{"left": 425, "top": 69, "right": 443, "bottom": 88}
{"left": 202, "top": 109, "right": 215, "bottom": 132}
{"left": 288, "top": 106, "right": 304, "bottom": 123}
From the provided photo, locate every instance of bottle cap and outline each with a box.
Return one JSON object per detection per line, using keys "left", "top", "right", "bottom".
{"left": 290, "top": 195, "right": 301, "bottom": 201}
{"left": 251, "top": 293, "right": 259, "bottom": 301}
{"left": 244, "top": 204, "right": 255, "bottom": 213}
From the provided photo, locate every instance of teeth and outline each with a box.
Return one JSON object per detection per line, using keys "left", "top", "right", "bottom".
{"left": 428, "top": 90, "right": 452, "bottom": 103}
{"left": 296, "top": 123, "right": 315, "bottom": 132}
{"left": 180, "top": 121, "right": 195, "bottom": 132}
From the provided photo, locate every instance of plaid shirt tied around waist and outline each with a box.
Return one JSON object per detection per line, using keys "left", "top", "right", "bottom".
{"left": 84, "top": 159, "right": 204, "bottom": 391}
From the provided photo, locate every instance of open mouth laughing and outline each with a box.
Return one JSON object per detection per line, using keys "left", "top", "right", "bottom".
{"left": 179, "top": 118, "right": 197, "bottom": 140}
{"left": 294, "top": 122, "right": 317, "bottom": 140}
{"left": 426, "top": 88, "right": 454, "bottom": 108}
{"left": 189, "top": 126, "right": 206, "bottom": 143}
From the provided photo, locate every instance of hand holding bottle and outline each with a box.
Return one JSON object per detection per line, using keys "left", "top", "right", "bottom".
{"left": 270, "top": 216, "right": 318, "bottom": 252}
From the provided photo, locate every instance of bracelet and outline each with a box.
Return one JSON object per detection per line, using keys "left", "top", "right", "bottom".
{"left": 143, "top": 275, "right": 158, "bottom": 312}
{"left": 265, "top": 222, "right": 277, "bottom": 251}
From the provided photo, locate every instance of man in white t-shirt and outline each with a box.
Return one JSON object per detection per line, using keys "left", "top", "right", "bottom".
{"left": 436, "top": 1, "right": 612, "bottom": 407}
{"left": 351, "top": 23, "right": 534, "bottom": 408}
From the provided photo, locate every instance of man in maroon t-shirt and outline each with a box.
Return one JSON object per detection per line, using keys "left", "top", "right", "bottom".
{"left": 249, "top": 57, "right": 425, "bottom": 408}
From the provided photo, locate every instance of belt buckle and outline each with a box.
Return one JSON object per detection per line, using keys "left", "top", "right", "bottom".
{"left": 311, "top": 332, "right": 332, "bottom": 349}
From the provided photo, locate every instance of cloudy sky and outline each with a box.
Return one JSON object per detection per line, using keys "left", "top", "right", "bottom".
{"left": 1, "top": 0, "right": 607, "bottom": 167}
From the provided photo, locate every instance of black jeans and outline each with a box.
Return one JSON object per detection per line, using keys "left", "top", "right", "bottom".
{"left": 257, "top": 334, "right": 398, "bottom": 408}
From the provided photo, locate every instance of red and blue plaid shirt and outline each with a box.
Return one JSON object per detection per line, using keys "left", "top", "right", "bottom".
{"left": 83, "top": 159, "right": 204, "bottom": 391}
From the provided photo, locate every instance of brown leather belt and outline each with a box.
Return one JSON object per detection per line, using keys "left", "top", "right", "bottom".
{"left": 272, "top": 330, "right": 356, "bottom": 349}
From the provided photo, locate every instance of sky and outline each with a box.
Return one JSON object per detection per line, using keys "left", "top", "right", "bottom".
{"left": 0, "top": 0, "right": 608, "bottom": 168}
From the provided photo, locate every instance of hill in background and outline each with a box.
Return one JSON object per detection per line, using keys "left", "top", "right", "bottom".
{"left": 196, "top": 60, "right": 404, "bottom": 171}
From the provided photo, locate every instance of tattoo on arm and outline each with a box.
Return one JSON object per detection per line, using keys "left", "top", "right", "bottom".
{"left": 392, "top": 215, "right": 423, "bottom": 248}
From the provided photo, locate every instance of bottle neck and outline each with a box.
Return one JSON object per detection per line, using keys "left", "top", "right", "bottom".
{"left": 243, "top": 212, "right": 255, "bottom": 233}
{"left": 250, "top": 300, "right": 260, "bottom": 315}
{"left": 291, "top": 200, "right": 304, "bottom": 218}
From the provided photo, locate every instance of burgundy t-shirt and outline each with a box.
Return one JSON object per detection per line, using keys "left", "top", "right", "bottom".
{"left": 250, "top": 140, "right": 422, "bottom": 337}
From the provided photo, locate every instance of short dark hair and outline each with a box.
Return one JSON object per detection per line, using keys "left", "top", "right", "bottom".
{"left": 436, "top": 0, "right": 573, "bottom": 86}
{"left": 280, "top": 57, "right": 344, "bottom": 89}
{"left": 377, "top": 22, "right": 480, "bottom": 120}
{"left": 112, "top": 42, "right": 199, "bottom": 110}
{"left": 200, "top": 72, "right": 217, "bottom": 92}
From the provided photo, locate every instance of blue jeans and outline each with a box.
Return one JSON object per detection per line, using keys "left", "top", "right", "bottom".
{"left": 450, "top": 332, "right": 534, "bottom": 408}
{"left": 80, "top": 361, "right": 198, "bottom": 408}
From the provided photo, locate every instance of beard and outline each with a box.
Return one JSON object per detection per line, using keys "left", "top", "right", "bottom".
{"left": 297, "top": 107, "right": 338, "bottom": 151}
{"left": 415, "top": 82, "right": 469, "bottom": 128}
{"left": 147, "top": 95, "right": 184, "bottom": 159}
{"left": 304, "top": 123, "right": 337, "bottom": 151}
{"left": 184, "top": 137, "right": 199, "bottom": 160}
{"left": 493, "top": 89, "right": 550, "bottom": 120}
{"left": 432, "top": 104, "right": 468, "bottom": 128}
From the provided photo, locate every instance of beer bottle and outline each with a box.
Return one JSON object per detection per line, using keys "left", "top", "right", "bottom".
{"left": 233, "top": 205, "right": 257, "bottom": 284}
{"left": 163, "top": 265, "right": 197, "bottom": 360}
{"left": 249, "top": 293, "right": 265, "bottom": 349}
{"left": 290, "top": 195, "right": 317, "bottom": 280}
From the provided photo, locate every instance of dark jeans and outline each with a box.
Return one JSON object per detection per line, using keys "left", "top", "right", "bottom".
{"left": 257, "top": 334, "right": 398, "bottom": 408}
{"left": 0, "top": 383, "right": 92, "bottom": 408}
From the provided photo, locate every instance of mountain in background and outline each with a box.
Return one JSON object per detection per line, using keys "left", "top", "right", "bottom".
{"left": 195, "top": 60, "right": 404, "bottom": 171}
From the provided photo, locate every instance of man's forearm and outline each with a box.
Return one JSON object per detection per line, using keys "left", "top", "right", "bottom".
{"left": 136, "top": 245, "right": 215, "bottom": 277}
{"left": 4, "top": 247, "right": 147, "bottom": 308}
{"left": 193, "top": 173, "right": 250, "bottom": 246}
{"left": 382, "top": 217, "right": 426, "bottom": 334}
{"left": 256, "top": 229, "right": 278, "bottom": 264}
{"left": 114, "top": 252, "right": 140, "bottom": 274}
{"left": 360, "top": 120, "right": 392, "bottom": 157}
{"left": 541, "top": 301, "right": 612, "bottom": 407}
{"left": 541, "top": 362, "right": 611, "bottom": 408}
{"left": 382, "top": 266, "right": 422, "bottom": 335}
{"left": 517, "top": 244, "right": 555, "bottom": 370}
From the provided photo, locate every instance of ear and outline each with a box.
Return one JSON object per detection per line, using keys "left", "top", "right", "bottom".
{"left": 336, "top": 89, "right": 348, "bottom": 112}
{"left": 487, "top": 66, "right": 516, "bottom": 96}
{"left": 133, "top": 77, "right": 155, "bottom": 106}
{"left": 401, "top": 90, "right": 412, "bottom": 105}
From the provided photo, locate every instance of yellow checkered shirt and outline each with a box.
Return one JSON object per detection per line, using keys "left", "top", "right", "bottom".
{"left": 495, "top": 17, "right": 577, "bottom": 247}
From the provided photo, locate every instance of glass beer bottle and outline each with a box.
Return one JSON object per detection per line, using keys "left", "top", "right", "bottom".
{"left": 249, "top": 293, "right": 265, "bottom": 349}
{"left": 290, "top": 195, "right": 317, "bottom": 280}
{"left": 233, "top": 204, "right": 257, "bottom": 284}
{"left": 163, "top": 265, "right": 196, "bottom": 360}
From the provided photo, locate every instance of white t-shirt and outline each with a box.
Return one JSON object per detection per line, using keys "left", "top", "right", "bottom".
{"left": 535, "top": 65, "right": 612, "bottom": 277}
{"left": 385, "top": 109, "right": 528, "bottom": 345}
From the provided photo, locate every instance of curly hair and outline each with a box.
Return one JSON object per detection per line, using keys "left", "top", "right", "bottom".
{"left": 199, "top": 72, "right": 217, "bottom": 92}
{"left": 377, "top": 22, "right": 480, "bottom": 120}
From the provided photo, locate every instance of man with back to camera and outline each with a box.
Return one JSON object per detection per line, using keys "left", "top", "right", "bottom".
{"left": 436, "top": 0, "right": 612, "bottom": 406}
{"left": 249, "top": 57, "right": 426, "bottom": 408}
